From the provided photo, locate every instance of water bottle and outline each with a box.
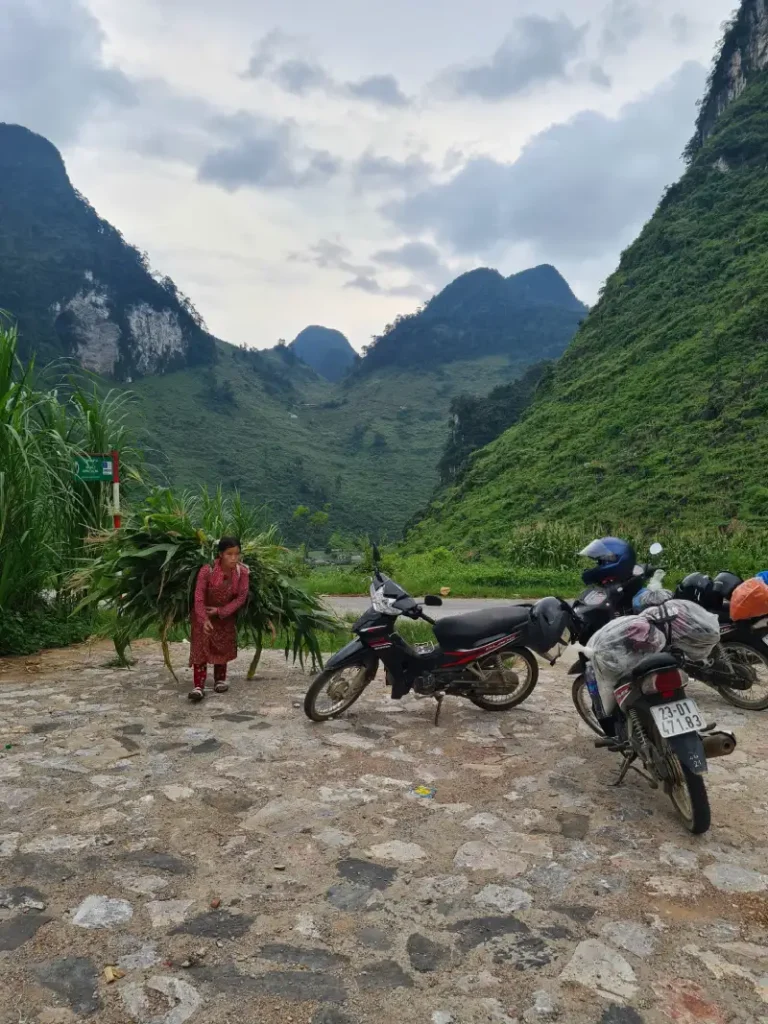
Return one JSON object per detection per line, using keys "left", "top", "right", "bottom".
{"left": 584, "top": 663, "right": 604, "bottom": 718}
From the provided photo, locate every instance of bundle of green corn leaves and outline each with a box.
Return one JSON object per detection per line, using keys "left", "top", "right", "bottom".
{"left": 74, "top": 487, "right": 340, "bottom": 677}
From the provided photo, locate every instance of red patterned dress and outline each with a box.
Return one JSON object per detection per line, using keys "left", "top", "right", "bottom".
{"left": 189, "top": 560, "right": 250, "bottom": 685}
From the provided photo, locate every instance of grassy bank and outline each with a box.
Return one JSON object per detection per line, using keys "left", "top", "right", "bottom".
{"left": 300, "top": 524, "right": 768, "bottom": 600}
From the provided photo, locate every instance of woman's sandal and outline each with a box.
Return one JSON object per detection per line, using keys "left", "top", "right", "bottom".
{"left": 188, "top": 687, "right": 205, "bottom": 702}
{"left": 214, "top": 682, "right": 229, "bottom": 694}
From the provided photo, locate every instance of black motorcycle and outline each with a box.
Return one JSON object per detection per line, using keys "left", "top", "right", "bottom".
{"left": 569, "top": 607, "right": 736, "bottom": 835}
{"left": 304, "top": 558, "right": 567, "bottom": 723}
{"left": 570, "top": 545, "right": 755, "bottom": 704}
{"left": 675, "top": 570, "right": 768, "bottom": 710}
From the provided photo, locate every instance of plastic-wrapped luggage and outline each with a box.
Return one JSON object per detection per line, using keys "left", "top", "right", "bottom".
{"left": 633, "top": 586, "right": 674, "bottom": 610}
{"left": 730, "top": 577, "right": 768, "bottom": 621}
{"left": 590, "top": 616, "right": 667, "bottom": 713}
{"left": 641, "top": 599, "right": 720, "bottom": 661}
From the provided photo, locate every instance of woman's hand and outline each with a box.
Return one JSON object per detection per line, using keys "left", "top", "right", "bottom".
{"left": 206, "top": 607, "right": 218, "bottom": 617}
{"left": 203, "top": 618, "right": 214, "bottom": 635}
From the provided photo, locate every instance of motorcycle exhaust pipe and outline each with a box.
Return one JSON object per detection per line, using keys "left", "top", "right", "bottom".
{"left": 702, "top": 731, "right": 737, "bottom": 758}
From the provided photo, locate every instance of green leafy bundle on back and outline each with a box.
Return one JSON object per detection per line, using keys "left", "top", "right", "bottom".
{"left": 74, "top": 487, "right": 339, "bottom": 675}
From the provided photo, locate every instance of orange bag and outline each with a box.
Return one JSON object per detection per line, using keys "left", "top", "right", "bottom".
{"left": 730, "top": 577, "right": 768, "bottom": 621}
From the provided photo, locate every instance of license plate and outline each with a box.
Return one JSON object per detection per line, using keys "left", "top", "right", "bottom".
{"left": 651, "top": 699, "right": 705, "bottom": 738}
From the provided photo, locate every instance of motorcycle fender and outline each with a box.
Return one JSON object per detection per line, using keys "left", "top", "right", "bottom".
{"left": 324, "top": 639, "right": 378, "bottom": 675}
{"left": 666, "top": 732, "right": 708, "bottom": 775}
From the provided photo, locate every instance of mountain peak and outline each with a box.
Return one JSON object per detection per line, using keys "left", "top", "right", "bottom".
{"left": 357, "top": 263, "right": 584, "bottom": 376}
{"left": 0, "top": 123, "right": 214, "bottom": 377}
{"left": 289, "top": 325, "right": 356, "bottom": 381}
{"left": 0, "top": 123, "right": 69, "bottom": 185}
{"left": 506, "top": 265, "right": 587, "bottom": 312}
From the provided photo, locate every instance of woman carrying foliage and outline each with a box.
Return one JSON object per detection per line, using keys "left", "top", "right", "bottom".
{"left": 189, "top": 537, "right": 250, "bottom": 701}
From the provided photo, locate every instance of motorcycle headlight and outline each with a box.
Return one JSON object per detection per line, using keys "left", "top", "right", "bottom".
{"left": 370, "top": 583, "right": 400, "bottom": 616}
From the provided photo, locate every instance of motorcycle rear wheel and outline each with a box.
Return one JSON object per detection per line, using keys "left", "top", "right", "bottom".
{"left": 571, "top": 675, "right": 605, "bottom": 735}
{"left": 717, "top": 640, "right": 768, "bottom": 710}
{"left": 469, "top": 648, "right": 539, "bottom": 711}
{"left": 304, "top": 663, "right": 375, "bottom": 722}
{"left": 665, "top": 757, "right": 711, "bottom": 834}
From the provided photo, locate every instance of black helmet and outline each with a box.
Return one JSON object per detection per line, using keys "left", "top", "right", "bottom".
{"left": 579, "top": 537, "right": 636, "bottom": 587}
{"left": 527, "top": 597, "right": 571, "bottom": 655}
{"left": 674, "top": 572, "right": 715, "bottom": 608}
{"left": 712, "top": 571, "right": 743, "bottom": 599}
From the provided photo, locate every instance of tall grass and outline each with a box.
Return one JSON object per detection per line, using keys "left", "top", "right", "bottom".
{"left": 303, "top": 523, "right": 768, "bottom": 599}
{"left": 0, "top": 318, "right": 142, "bottom": 618}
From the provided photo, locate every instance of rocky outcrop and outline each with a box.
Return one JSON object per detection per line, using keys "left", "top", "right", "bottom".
{"left": 689, "top": 0, "right": 768, "bottom": 153}
{"left": 0, "top": 123, "right": 215, "bottom": 379}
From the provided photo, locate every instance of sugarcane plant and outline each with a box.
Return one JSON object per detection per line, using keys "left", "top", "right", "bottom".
{"left": 73, "top": 487, "right": 340, "bottom": 677}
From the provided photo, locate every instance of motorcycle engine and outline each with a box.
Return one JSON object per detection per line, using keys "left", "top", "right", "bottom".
{"left": 413, "top": 674, "right": 440, "bottom": 695}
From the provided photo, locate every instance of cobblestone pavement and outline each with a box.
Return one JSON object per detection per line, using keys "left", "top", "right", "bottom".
{"left": 1, "top": 640, "right": 768, "bottom": 1024}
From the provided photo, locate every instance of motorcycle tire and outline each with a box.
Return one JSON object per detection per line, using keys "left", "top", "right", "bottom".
{"left": 571, "top": 675, "right": 605, "bottom": 735}
{"left": 469, "top": 647, "right": 539, "bottom": 711}
{"left": 665, "top": 757, "right": 711, "bottom": 834}
{"left": 304, "top": 662, "right": 376, "bottom": 722}
{"left": 717, "top": 639, "right": 768, "bottom": 710}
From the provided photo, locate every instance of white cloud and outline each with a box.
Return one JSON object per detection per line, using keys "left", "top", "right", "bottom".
{"left": 4, "top": 0, "right": 736, "bottom": 349}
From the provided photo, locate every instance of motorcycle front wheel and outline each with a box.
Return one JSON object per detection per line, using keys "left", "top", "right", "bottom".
{"left": 571, "top": 675, "right": 604, "bottom": 735}
{"left": 469, "top": 647, "right": 539, "bottom": 711}
{"left": 717, "top": 640, "right": 768, "bottom": 710}
{"left": 665, "top": 756, "right": 711, "bottom": 834}
{"left": 304, "top": 662, "right": 376, "bottom": 722}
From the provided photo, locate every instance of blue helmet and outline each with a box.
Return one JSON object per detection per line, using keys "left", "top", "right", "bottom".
{"left": 579, "top": 537, "right": 636, "bottom": 587}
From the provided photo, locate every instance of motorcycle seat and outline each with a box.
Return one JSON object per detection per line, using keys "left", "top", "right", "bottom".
{"left": 434, "top": 606, "right": 531, "bottom": 649}
{"left": 621, "top": 652, "right": 679, "bottom": 682}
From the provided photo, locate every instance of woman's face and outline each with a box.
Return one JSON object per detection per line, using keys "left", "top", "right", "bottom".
{"left": 220, "top": 546, "right": 241, "bottom": 570}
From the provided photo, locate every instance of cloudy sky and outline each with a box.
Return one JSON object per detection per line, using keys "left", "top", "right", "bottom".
{"left": 2, "top": 0, "right": 734, "bottom": 350}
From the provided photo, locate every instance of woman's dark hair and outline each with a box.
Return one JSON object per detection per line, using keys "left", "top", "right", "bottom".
{"left": 217, "top": 536, "right": 241, "bottom": 554}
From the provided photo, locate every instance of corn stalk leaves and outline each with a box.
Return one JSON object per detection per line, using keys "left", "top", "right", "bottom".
{"left": 73, "top": 486, "right": 339, "bottom": 675}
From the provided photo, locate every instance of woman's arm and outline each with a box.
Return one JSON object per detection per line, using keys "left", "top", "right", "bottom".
{"left": 194, "top": 565, "right": 211, "bottom": 622}
{"left": 215, "top": 565, "right": 251, "bottom": 620}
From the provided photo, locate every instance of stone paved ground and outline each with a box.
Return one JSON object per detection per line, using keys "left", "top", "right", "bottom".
{"left": 1, "top": 640, "right": 768, "bottom": 1024}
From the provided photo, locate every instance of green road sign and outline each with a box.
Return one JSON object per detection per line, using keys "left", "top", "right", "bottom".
{"left": 74, "top": 455, "right": 113, "bottom": 482}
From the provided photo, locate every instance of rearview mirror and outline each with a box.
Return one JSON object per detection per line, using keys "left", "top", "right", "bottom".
{"left": 649, "top": 542, "right": 663, "bottom": 556}
{"left": 424, "top": 594, "right": 443, "bottom": 607}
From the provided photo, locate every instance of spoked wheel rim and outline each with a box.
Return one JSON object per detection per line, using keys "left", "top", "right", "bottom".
{"left": 664, "top": 753, "right": 711, "bottom": 834}
{"left": 476, "top": 651, "right": 534, "bottom": 705}
{"left": 312, "top": 665, "right": 370, "bottom": 717}
{"left": 572, "top": 676, "right": 605, "bottom": 735}
{"left": 718, "top": 642, "right": 768, "bottom": 708}
{"left": 666, "top": 756, "right": 694, "bottom": 827}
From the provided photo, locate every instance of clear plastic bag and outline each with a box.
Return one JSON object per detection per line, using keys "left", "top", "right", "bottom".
{"left": 589, "top": 616, "right": 667, "bottom": 713}
{"left": 641, "top": 599, "right": 720, "bottom": 661}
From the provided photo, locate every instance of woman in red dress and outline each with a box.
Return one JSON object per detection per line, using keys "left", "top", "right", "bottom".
{"left": 188, "top": 537, "right": 250, "bottom": 702}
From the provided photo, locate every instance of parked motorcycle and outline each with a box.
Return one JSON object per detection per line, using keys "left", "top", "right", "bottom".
{"left": 304, "top": 552, "right": 568, "bottom": 723}
{"left": 572, "top": 543, "right": 755, "bottom": 704}
{"left": 675, "top": 570, "right": 768, "bottom": 710}
{"left": 570, "top": 606, "right": 736, "bottom": 835}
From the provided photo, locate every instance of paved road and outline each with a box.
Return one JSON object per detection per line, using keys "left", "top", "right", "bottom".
{"left": 326, "top": 595, "right": 529, "bottom": 620}
{"left": 1, "top": 641, "right": 764, "bottom": 1023}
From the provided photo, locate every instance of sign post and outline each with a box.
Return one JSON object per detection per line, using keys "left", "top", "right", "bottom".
{"left": 73, "top": 452, "right": 121, "bottom": 529}
{"left": 111, "top": 448, "right": 121, "bottom": 530}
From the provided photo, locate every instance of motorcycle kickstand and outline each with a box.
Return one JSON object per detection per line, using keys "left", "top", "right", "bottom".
{"left": 433, "top": 693, "right": 444, "bottom": 726}
{"left": 612, "top": 751, "right": 636, "bottom": 787}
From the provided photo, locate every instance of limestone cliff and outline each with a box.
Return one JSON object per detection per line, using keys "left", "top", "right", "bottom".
{"left": 688, "top": 0, "right": 768, "bottom": 155}
{"left": 0, "top": 124, "right": 215, "bottom": 379}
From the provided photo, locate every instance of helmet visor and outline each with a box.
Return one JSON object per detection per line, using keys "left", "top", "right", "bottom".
{"left": 579, "top": 539, "right": 618, "bottom": 562}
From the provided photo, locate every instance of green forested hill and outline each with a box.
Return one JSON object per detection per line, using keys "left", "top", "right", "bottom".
{"left": 356, "top": 266, "right": 585, "bottom": 376}
{"left": 1, "top": 122, "right": 585, "bottom": 542}
{"left": 0, "top": 124, "right": 214, "bottom": 375}
{"left": 129, "top": 346, "right": 527, "bottom": 541}
{"left": 406, "top": 63, "right": 768, "bottom": 554}
{"left": 289, "top": 326, "right": 357, "bottom": 381}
